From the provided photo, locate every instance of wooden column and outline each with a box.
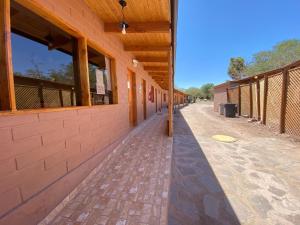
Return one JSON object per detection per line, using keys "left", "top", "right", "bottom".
{"left": 73, "top": 37, "right": 91, "bottom": 106}
{"left": 238, "top": 85, "right": 241, "bottom": 116}
{"left": 0, "top": 0, "right": 16, "bottom": 111}
{"left": 262, "top": 75, "right": 268, "bottom": 125}
{"left": 279, "top": 69, "right": 288, "bottom": 133}
{"left": 168, "top": 49, "right": 174, "bottom": 137}
{"left": 256, "top": 79, "right": 261, "bottom": 120}
{"left": 249, "top": 82, "right": 253, "bottom": 118}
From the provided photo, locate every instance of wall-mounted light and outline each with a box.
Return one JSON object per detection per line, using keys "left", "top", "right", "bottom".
{"left": 119, "top": 0, "right": 129, "bottom": 35}
{"left": 132, "top": 59, "right": 138, "bottom": 67}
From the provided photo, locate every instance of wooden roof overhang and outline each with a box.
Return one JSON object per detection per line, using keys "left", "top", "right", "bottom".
{"left": 84, "top": 0, "right": 177, "bottom": 90}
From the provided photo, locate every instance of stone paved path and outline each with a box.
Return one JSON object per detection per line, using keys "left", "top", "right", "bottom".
{"left": 47, "top": 113, "right": 172, "bottom": 225}
{"left": 168, "top": 103, "right": 300, "bottom": 225}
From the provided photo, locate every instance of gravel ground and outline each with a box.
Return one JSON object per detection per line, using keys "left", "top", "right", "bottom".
{"left": 168, "top": 102, "right": 300, "bottom": 225}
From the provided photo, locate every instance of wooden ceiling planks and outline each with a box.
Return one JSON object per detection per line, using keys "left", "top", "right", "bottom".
{"left": 84, "top": 0, "right": 172, "bottom": 89}
{"left": 84, "top": 0, "right": 170, "bottom": 23}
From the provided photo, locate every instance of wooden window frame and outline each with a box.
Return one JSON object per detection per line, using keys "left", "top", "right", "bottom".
{"left": 0, "top": 0, "right": 118, "bottom": 114}
{"left": 87, "top": 45, "right": 118, "bottom": 105}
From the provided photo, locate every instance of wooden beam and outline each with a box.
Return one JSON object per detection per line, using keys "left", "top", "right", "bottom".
{"left": 73, "top": 38, "right": 91, "bottom": 106}
{"left": 144, "top": 66, "right": 168, "bottom": 71}
{"left": 256, "top": 79, "right": 261, "bottom": 120}
{"left": 104, "top": 22, "right": 170, "bottom": 33}
{"left": 149, "top": 72, "right": 168, "bottom": 76}
{"left": 47, "top": 35, "right": 70, "bottom": 50}
{"left": 249, "top": 82, "right": 253, "bottom": 118}
{"left": 124, "top": 45, "right": 170, "bottom": 52}
{"left": 136, "top": 57, "right": 168, "bottom": 63}
{"left": 168, "top": 49, "right": 173, "bottom": 137}
{"left": 0, "top": 0, "right": 16, "bottom": 111}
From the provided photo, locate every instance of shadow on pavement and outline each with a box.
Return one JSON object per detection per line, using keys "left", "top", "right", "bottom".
{"left": 168, "top": 110, "right": 241, "bottom": 225}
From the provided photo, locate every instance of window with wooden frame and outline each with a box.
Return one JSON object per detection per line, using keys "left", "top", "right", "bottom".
{"left": 9, "top": 1, "right": 81, "bottom": 110}
{"left": 87, "top": 47, "right": 114, "bottom": 105}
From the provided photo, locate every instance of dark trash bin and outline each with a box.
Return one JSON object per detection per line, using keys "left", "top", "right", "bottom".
{"left": 224, "top": 103, "right": 237, "bottom": 117}
{"left": 219, "top": 104, "right": 225, "bottom": 115}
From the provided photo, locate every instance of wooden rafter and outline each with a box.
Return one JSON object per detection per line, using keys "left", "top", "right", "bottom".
{"left": 144, "top": 66, "right": 168, "bottom": 71}
{"left": 104, "top": 22, "right": 170, "bottom": 33}
{"left": 149, "top": 72, "right": 168, "bottom": 76}
{"left": 124, "top": 45, "right": 170, "bottom": 51}
{"left": 136, "top": 57, "right": 168, "bottom": 62}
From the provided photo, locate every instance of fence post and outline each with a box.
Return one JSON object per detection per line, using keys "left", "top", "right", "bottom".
{"left": 70, "top": 88, "right": 74, "bottom": 106}
{"left": 256, "top": 79, "right": 260, "bottom": 120}
{"left": 59, "top": 89, "right": 63, "bottom": 107}
{"left": 279, "top": 69, "right": 288, "bottom": 133}
{"left": 262, "top": 75, "right": 268, "bottom": 125}
{"left": 238, "top": 85, "right": 241, "bottom": 116}
{"left": 249, "top": 81, "right": 253, "bottom": 118}
{"left": 38, "top": 82, "right": 44, "bottom": 108}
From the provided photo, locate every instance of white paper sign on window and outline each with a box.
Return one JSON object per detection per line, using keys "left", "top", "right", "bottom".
{"left": 105, "top": 57, "right": 112, "bottom": 91}
{"left": 96, "top": 69, "right": 105, "bottom": 94}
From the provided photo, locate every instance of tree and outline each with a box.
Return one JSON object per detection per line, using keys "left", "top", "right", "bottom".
{"left": 244, "top": 40, "right": 300, "bottom": 76}
{"left": 185, "top": 87, "right": 202, "bottom": 98}
{"left": 227, "top": 57, "right": 246, "bottom": 80}
{"left": 200, "top": 83, "right": 214, "bottom": 99}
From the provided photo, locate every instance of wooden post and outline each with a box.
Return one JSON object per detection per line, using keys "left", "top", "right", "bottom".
{"left": 73, "top": 37, "right": 91, "bottom": 106}
{"left": 168, "top": 49, "right": 173, "bottom": 137}
{"left": 0, "top": 0, "right": 16, "bottom": 111}
{"left": 256, "top": 79, "right": 260, "bottom": 120}
{"left": 262, "top": 75, "right": 268, "bottom": 125}
{"left": 110, "top": 59, "right": 118, "bottom": 104}
{"left": 279, "top": 69, "right": 288, "bottom": 133}
{"left": 38, "top": 82, "right": 44, "bottom": 108}
{"left": 59, "top": 89, "right": 63, "bottom": 107}
{"left": 226, "top": 88, "right": 229, "bottom": 103}
{"left": 238, "top": 85, "right": 241, "bottom": 116}
{"left": 249, "top": 82, "right": 253, "bottom": 118}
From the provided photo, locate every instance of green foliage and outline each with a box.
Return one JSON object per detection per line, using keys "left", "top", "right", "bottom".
{"left": 228, "top": 40, "right": 300, "bottom": 80}
{"left": 245, "top": 40, "right": 300, "bottom": 76}
{"left": 200, "top": 83, "right": 214, "bottom": 99}
{"left": 227, "top": 57, "right": 246, "bottom": 80}
{"left": 180, "top": 83, "right": 215, "bottom": 100}
{"left": 184, "top": 87, "right": 202, "bottom": 97}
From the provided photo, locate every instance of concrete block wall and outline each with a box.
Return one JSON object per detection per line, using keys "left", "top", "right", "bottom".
{"left": 213, "top": 91, "right": 228, "bottom": 112}
{"left": 0, "top": 0, "right": 169, "bottom": 224}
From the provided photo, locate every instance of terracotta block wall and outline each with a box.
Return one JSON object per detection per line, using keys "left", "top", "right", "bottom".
{"left": 0, "top": 0, "right": 168, "bottom": 224}
{"left": 213, "top": 91, "right": 228, "bottom": 112}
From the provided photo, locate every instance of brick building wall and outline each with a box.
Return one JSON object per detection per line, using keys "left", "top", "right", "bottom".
{"left": 0, "top": 0, "right": 168, "bottom": 224}
{"left": 213, "top": 83, "right": 230, "bottom": 112}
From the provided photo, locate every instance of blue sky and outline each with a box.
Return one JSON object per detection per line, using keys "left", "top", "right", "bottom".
{"left": 11, "top": 33, "right": 72, "bottom": 75}
{"left": 175, "top": 0, "right": 300, "bottom": 88}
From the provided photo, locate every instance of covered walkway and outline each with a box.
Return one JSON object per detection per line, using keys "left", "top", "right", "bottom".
{"left": 42, "top": 113, "right": 172, "bottom": 225}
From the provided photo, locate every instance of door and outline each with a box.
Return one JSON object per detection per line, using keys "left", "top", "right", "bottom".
{"left": 142, "top": 79, "right": 147, "bottom": 120}
{"left": 127, "top": 70, "right": 137, "bottom": 127}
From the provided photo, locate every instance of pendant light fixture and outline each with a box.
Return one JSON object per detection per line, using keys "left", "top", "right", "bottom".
{"left": 119, "top": 0, "right": 129, "bottom": 35}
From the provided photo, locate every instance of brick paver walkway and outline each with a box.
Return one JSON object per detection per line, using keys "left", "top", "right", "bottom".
{"left": 46, "top": 113, "right": 172, "bottom": 225}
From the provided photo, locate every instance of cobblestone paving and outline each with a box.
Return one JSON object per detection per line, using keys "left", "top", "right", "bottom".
{"left": 168, "top": 103, "right": 300, "bottom": 225}
{"left": 48, "top": 113, "right": 172, "bottom": 225}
